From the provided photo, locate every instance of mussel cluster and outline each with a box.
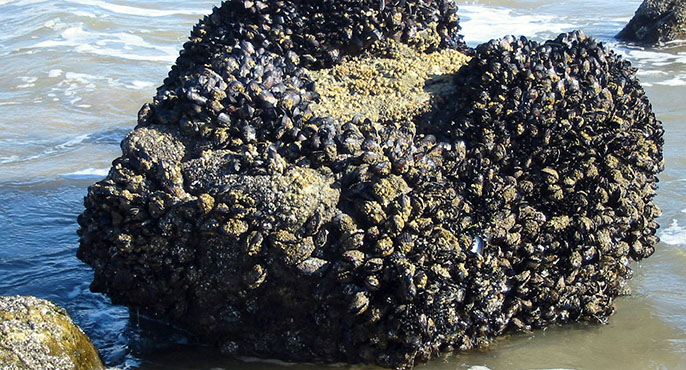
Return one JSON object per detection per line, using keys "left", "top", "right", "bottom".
{"left": 431, "top": 30, "right": 664, "bottom": 330}
{"left": 77, "top": 1, "right": 663, "bottom": 369}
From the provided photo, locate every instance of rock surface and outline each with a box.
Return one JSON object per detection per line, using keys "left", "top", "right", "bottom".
{"left": 616, "top": 0, "right": 686, "bottom": 44}
{"left": 77, "top": 1, "right": 663, "bottom": 369}
{"left": 0, "top": 296, "right": 104, "bottom": 370}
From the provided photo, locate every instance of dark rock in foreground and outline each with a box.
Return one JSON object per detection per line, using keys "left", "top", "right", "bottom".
{"left": 77, "top": 1, "right": 663, "bottom": 369}
{"left": 0, "top": 296, "right": 104, "bottom": 370}
{"left": 617, "top": 0, "right": 686, "bottom": 44}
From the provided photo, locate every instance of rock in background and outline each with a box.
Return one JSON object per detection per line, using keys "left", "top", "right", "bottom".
{"left": 616, "top": 0, "right": 686, "bottom": 44}
{"left": 0, "top": 296, "right": 104, "bottom": 370}
{"left": 76, "top": 1, "right": 663, "bottom": 369}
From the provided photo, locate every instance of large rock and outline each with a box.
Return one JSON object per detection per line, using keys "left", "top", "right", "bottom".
{"left": 77, "top": 1, "right": 663, "bottom": 369}
{"left": 616, "top": 0, "right": 686, "bottom": 44}
{"left": 0, "top": 296, "right": 104, "bottom": 370}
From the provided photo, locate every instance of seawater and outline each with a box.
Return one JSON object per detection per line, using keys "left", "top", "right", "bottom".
{"left": 1, "top": 0, "right": 686, "bottom": 369}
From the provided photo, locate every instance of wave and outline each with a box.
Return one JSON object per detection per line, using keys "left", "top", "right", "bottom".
{"left": 65, "top": 0, "right": 209, "bottom": 18}
{"left": 0, "top": 134, "right": 91, "bottom": 165}
{"left": 655, "top": 76, "right": 686, "bottom": 86}
{"left": 660, "top": 219, "right": 686, "bottom": 246}
{"left": 0, "top": 155, "right": 20, "bottom": 165}
{"left": 126, "top": 80, "right": 156, "bottom": 89}
{"left": 48, "top": 69, "right": 63, "bottom": 78}
{"left": 61, "top": 167, "right": 110, "bottom": 180}
{"left": 617, "top": 46, "right": 686, "bottom": 74}
{"left": 459, "top": 4, "right": 575, "bottom": 45}
{"left": 0, "top": 0, "right": 50, "bottom": 6}
{"left": 16, "top": 76, "right": 37, "bottom": 89}
{"left": 30, "top": 24, "right": 180, "bottom": 63}
{"left": 13, "top": 68, "right": 157, "bottom": 111}
{"left": 0, "top": 128, "right": 127, "bottom": 166}
{"left": 55, "top": 134, "right": 91, "bottom": 150}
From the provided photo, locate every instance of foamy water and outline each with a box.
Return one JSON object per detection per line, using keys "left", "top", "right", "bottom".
{"left": 661, "top": 219, "right": 686, "bottom": 246}
{"left": 459, "top": 5, "right": 576, "bottom": 44}
{"left": 1, "top": 0, "right": 686, "bottom": 369}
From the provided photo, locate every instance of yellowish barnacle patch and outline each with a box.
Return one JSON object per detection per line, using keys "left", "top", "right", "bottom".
{"left": 308, "top": 39, "right": 470, "bottom": 123}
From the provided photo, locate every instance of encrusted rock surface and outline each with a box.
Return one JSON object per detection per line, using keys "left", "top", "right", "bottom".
{"left": 616, "top": 0, "right": 686, "bottom": 44}
{"left": 0, "top": 296, "right": 104, "bottom": 370}
{"left": 77, "top": 0, "right": 663, "bottom": 369}
{"left": 310, "top": 41, "right": 470, "bottom": 122}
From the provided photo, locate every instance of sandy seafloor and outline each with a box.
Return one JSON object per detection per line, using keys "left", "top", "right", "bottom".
{"left": 1, "top": 0, "right": 686, "bottom": 369}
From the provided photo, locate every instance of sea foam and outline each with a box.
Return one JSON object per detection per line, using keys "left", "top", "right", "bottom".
{"left": 65, "top": 0, "right": 208, "bottom": 18}
{"left": 660, "top": 219, "right": 686, "bottom": 246}
{"left": 61, "top": 168, "right": 110, "bottom": 180}
{"left": 459, "top": 4, "right": 575, "bottom": 45}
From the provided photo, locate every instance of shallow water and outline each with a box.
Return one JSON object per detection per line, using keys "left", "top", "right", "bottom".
{"left": 1, "top": 0, "right": 686, "bottom": 369}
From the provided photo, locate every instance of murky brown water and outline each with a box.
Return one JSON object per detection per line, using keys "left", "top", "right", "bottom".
{"left": 1, "top": 0, "right": 685, "bottom": 369}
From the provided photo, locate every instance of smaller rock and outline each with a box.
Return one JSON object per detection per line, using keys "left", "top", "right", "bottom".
{"left": 0, "top": 296, "right": 104, "bottom": 370}
{"left": 616, "top": 0, "right": 686, "bottom": 44}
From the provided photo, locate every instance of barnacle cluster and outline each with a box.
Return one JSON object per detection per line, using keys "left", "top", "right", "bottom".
{"left": 77, "top": 1, "right": 663, "bottom": 369}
